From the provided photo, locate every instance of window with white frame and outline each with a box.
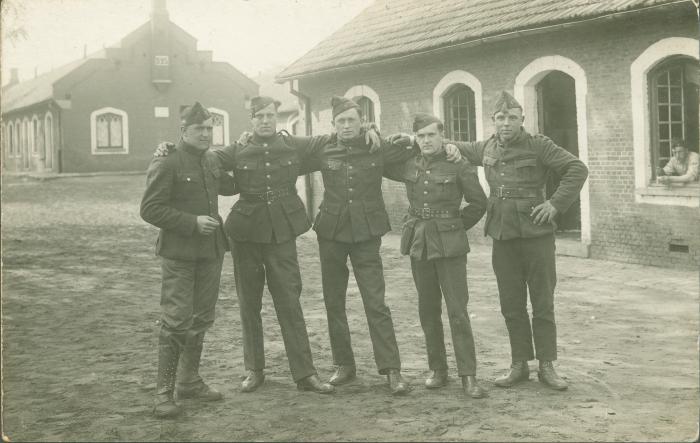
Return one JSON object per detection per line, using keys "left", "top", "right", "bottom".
{"left": 648, "top": 56, "right": 699, "bottom": 179}
{"left": 31, "top": 116, "right": 40, "bottom": 154}
{"left": 208, "top": 110, "right": 226, "bottom": 147}
{"left": 90, "top": 107, "right": 129, "bottom": 154}
{"left": 443, "top": 84, "right": 477, "bottom": 142}
{"left": 45, "top": 113, "right": 53, "bottom": 156}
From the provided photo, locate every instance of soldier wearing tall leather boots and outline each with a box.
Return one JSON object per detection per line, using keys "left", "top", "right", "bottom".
{"left": 384, "top": 113, "right": 487, "bottom": 398}
{"left": 452, "top": 91, "right": 588, "bottom": 391}
{"left": 141, "top": 102, "right": 234, "bottom": 419}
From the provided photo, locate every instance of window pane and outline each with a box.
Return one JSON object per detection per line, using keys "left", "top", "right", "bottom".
{"left": 659, "top": 141, "right": 670, "bottom": 159}
{"left": 671, "top": 123, "right": 683, "bottom": 139}
{"left": 658, "top": 87, "right": 668, "bottom": 103}
{"left": 97, "top": 117, "right": 110, "bottom": 147}
{"left": 669, "top": 87, "right": 682, "bottom": 104}
{"left": 656, "top": 71, "right": 669, "bottom": 85}
{"left": 109, "top": 115, "right": 123, "bottom": 147}
{"left": 670, "top": 105, "right": 682, "bottom": 122}
{"left": 658, "top": 105, "right": 669, "bottom": 122}
{"left": 659, "top": 124, "right": 670, "bottom": 140}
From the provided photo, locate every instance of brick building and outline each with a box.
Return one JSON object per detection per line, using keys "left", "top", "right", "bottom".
{"left": 1, "top": 0, "right": 257, "bottom": 174}
{"left": 277, "top": 0, "right": 700, "bottom": 268}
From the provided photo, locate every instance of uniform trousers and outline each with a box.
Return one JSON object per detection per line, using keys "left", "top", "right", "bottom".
{"left": 232, "top": 239, "right": 316, "bottom": 382}
{"left": 410, "top": 254, "right": 477, "bottom": 376}
{"left": 317, "top": 236, "right": 401, "bottom": 374}
{"left": 492, "top": 234, "right": 557, "bottom": 362}
{"left": 159, "top": 256, "right": 224, "bottom": 351}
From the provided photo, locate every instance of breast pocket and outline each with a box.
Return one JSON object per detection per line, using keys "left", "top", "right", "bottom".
{"left": 433, "top": 174, "right": 459, "bottom": 199}
{"left": 174, "top": 172, "right": 203, "bottom": 202}
{"left": 235, "top": 160, "right": 259, "bottom": 187}
{"left": 514, "top": 157, "right": 538, "bottom": 181}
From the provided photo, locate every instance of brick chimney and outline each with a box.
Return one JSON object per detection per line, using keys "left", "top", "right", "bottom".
{"left": 150, "top": 0, "right": 171, "bottom": 90}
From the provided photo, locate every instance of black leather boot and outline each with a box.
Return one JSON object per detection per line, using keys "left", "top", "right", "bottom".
{"left": 297, "top": 374, "right": 335, "bottom": 394}
{"left": 240, "top": 370, "right": 265, "bottom": 393}
{"left": 175, "top": 343, "right": 223, "bottom": 401}
{"left": 425, "top": 369, "right": 448, "bottom": 389}
{"left": 387, "top": 369, "right": 410, "bottom": 395}
{"left": 329, "top": 365, "right": 356, "bottom": 386}
{"left": 494, "top": 361, "right": 530, "bottom": 387}
{"left": 153, "top": 345, "right": 183, "bottom": 419}
{"left": 461, "top": 376, "right": 486, "bottom": 398}
{"left": 538, "top": 361, "right": 568, "bottom": 390}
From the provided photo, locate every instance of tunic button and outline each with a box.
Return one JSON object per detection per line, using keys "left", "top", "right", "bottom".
{"left": 267, "top": 201, "right": 271, "bottom": 205}
{"left": 423, "top": 202, "right": 428, "bottom": 206}
{"left": 424, "top": 181, "right": 429, "bottom": 184}
{"left": 500, "top": 172, "right": 505, "bottom": 176}
{"left": 288, "top": 161, "right": 292, "bottom": 165}
{"left": 501, "top": 162, "right": 506, "bottom": 165}
{"left": 423, "top": 191, "right": 428, "bottom": 194}
{"left": 267, "top": 186, "right": 271, "bottom": 190}
{"left": 349, "top": 188, "right": 353, "bottom": 192}
{"left": 263, "top": 143, "right": 268, "bottom": 147}
{"left": 349, "top": 199, "right": 353, "bottom": 203}
{"left": 426, "top": 170, "right": 431, "bottom": 174}
{"left": 371, "top": 162, "right": 376, "bottom": 166}
{"left": 266, "top": 162, "right": 270, "bottom": 166}
{"left": 186, "top": 177, "right": 191, "bottom": 182}
{"left": 266, "top": 174, "right": 271, "bottom": 179}
{"left": 265, "top": 151, "right": 269, "bottom": 155}
{"left": 348, "top": 166, "right": 353, "bottom": 170}
{"left": 243, "top": 166, "right": 248, "bottom": 169}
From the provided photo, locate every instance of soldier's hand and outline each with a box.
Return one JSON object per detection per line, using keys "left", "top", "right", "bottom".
{"left": 196, "top": 216, "right": 220, "bottom": 235}
{"left": 388, "top": 133, "right": 413, "bottom": 146}
{"left": 445, "top": 144, "right": 462, "bottom": 163}
{"left": 530, "top": 200, "right": 558, "bottom": 225}
{"left": 237, "top": 131, "right": 253, "bottom": 145}
{"left": 154, "top": 142, "right": 175, "bottom": 157}
{"left": 657, "top": 175, "right": 670, "bottom": 184}
{"left": 365, "top": 127, "right": 381, "bottom": 153}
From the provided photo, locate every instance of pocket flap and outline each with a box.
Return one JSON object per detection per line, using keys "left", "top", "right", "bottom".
{"left": 515, "top": 158, "right": 537, "bottom": 168}
{"left": 237, "top": 159, "right": 259, "bottom": 171}
{"left": 363, "top": 199, "right": 385, "bottom": 213}
{"left": 434, "top": 174, "right": 456, "bottom": 184}
{"left": 435, "top": 219, "right": 462, "bottom": 232}
{"left": 232, "top": 202, "right": 256, "bottom": 215}
{"left": 483, "top": 156, "right": 498, "bottom": 166}
{"left": 515, "top": 199, "right": 535, "bottom": 214}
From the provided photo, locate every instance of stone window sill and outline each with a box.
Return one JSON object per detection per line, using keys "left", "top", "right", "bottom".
{"left": 635, "top": 183, "right": 700, "bottom": 207}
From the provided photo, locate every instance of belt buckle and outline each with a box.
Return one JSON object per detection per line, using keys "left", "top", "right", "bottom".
{"left": 264, "top": 190, "right": 276, "bottom": 202}
{"left": 495, "top": 186, "right": 505, "bottom": 198}
{"left": 421, "top": 207, "right": 431, "bottom": 218}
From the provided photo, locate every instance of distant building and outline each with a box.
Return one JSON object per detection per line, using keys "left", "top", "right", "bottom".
{"left": 277, "top": 0, "right": 699, "bottom": 268}
{"left": 1, "top": 0, "right": 257, "bottom": 174}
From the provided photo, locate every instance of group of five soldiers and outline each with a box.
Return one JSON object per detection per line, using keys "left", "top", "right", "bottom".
{"left": 140, "top": 91, "right": 588, "bottom": 418}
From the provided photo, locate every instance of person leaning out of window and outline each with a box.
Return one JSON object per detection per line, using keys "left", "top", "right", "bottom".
{"left": 657, "top": 139, "right": 699, "bottom": 185}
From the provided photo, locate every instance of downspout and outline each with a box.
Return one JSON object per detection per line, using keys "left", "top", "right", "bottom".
{"left": 288, "top": 79, "right": 315, "bottom": 221}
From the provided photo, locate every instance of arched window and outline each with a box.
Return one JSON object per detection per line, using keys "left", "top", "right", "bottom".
{"left": 648, "top": 56, "right": 699, "bottom": 177}
{"left": 443, "top": 84, "right": 476, "bottom": 141}
{"left": 207, "top": 107, "right": 229, "bottom": 147}
{"left": 353, "top": 96, "right": 375, "bottom": 123}
{"left": 90, "top": 107, "right": 129, "bottom": 154}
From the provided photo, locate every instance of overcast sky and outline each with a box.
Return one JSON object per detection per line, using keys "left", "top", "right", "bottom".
{"left": 1, "top": 0, "right": 374, "bottom": 85}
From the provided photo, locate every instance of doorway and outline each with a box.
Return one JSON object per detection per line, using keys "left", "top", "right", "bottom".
{"left": 536, "top": 71, "right": 581, "bottom": 237}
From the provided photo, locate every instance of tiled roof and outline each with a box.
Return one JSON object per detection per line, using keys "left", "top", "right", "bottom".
{"left": 1, "top": 53, "right": 104, "bottom": 114}
{"left": 277, "top": 0, "right": 685, "bottom": 81}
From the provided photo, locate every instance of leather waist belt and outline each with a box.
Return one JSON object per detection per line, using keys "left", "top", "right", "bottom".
{"left": 409, "top": 206, "right": 460, "bottom": 219}
{"left": 490, "top": 186, "right": 543, "bottom": 199}
{"left": 241, "top": 186, "right": 296, "bottom": 203}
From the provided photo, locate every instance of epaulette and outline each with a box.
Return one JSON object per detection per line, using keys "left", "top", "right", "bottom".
{"left": 153, "top": 142, "right": 176, "bottom": 158}
{"left": 533, "top": 133, "right": 554, "bottom": 143}
{"left": 277, "top": 129, "right": 291, "bottom": 137}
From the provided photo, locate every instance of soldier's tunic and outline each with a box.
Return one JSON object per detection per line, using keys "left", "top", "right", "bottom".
{"left": 215, "top": 132, "right": 329, "bottom": 382}
{"left": 313, "top": 135, "right": 415, "bottom": 374}
{"left": 140, "top": 140, "right": 232, "bottom": 352}
{"left": 385, "top": 150, "right": 486, "bottom": 376}
{"left": 456, "top": 129, "right": 588, "bottom": 362}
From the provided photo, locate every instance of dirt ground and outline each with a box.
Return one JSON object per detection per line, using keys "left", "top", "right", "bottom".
{"left": 1, "top": 174, "right": 698, "bottom": 442}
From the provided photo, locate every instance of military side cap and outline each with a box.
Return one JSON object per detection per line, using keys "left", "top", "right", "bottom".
{"left": 250, "top": 96, "right": 281, "bottom": 116}
{"left": 180, "top": 102, "right": 212, "bottom": 126}
{"left": 412, "top": 113, "right": 443, "bottom": 132}
{"left": 331, "top": 95, "right": 360, "bottom": 120}
{"left": 493, "top": 91, "right": 522, "bottom": 115}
